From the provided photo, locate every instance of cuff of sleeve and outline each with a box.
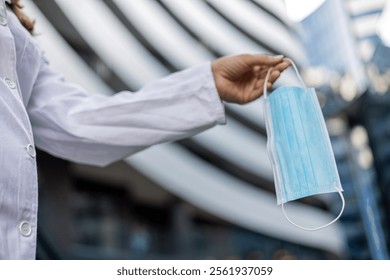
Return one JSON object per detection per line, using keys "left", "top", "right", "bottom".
{"left": 203, "top": 62, "right": 226, "bottom": 125}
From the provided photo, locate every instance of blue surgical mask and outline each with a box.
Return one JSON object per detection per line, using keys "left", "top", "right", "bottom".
{"left": 263, "top": 59, "right": 344, "bottom": 231}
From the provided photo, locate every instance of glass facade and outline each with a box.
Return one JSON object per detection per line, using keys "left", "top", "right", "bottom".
{"left": 299, "top": 0, "right": 390, "bottom": 259}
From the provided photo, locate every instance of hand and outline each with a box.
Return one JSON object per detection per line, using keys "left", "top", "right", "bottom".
{"left": 211, "top": 54, "right": 291, "bottom": 104}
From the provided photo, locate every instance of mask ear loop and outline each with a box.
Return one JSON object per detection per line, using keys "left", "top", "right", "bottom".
{"left": 263, "top": 58, "right": 345, "bottom": 231}
{"left": 282, "top": 189, "right": 345, "bottom": 231}
{"left": 263, "top": 58, "right": 306, "bottom": 99}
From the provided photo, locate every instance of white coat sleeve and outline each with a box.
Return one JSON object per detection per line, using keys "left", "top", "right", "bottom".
{"left": 27, "top": 56, "right": 226, "bottom": 167}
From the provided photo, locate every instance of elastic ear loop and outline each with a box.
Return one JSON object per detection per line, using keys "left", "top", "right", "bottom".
{"left": 282, "top": 190, "right": 345, "bottom": 231}
{"left": 263, "top": 58, "right": 345, "bottom": 231}
{"left": 263, "top": 58, "right": 306, "bottom": 99}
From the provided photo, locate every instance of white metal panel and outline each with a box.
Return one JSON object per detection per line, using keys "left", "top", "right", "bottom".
{"left": 161, "top": 0, "right": 266, "bottom": 55}
{"left": 113, "top": 0, "right": 214, "bottom": 69}
{"left": 377, "top": 0, "right": 390, "bottom": 46}
{"left": 206, "top": 0, "right": 306, "bottom": 63}
{"left": 352, "top": 14, "right": 381, "bottom": 38}
{"left": 252, "top": 0, "right": 291, "bottom": 23}
{"left": 192, "top": 117, "right": 273, "bottom": 180}
{"left": 347, "top": 0, "right": 386, "bottom": 15}
{"left": 23, "top": 1, "right": 112, "bottom": 96}
{"left": 55, "top": 0, "right": 169, "bottom": 89}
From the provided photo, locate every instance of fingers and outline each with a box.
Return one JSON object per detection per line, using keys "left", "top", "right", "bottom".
{"left": 255, "top": 54, "right": 284, "bottom": 66}
{"left": 260, "top": 69, "right": 281, "bottom": 85}
{"left": 274, "top": 60, "right": 291, "bottom": 72}
{"left": 264, "top": 58, "right": 291, "bottom": 86}
{"left": 269, "top": 70, "right": 281, "bottom": 83}
{"left": 267, "top": 82, "right": 272, "bottom": 91}
{"left": 257, "top": 58, "right": 291, "bottom": 82}
{"left": 241, "top": 54, "right": 284, "bottom": 67}
{"left": 261, "top": 71, "right": 280, "bottom": 94}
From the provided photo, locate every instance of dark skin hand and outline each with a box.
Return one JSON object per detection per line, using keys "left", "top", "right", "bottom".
{"left": 211, "top": 54, "right": 291, "bottom": 104}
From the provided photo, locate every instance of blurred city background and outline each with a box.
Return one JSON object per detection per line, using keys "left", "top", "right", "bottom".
{"left": 23, "top": 0, "right": 390, "bottom": 259}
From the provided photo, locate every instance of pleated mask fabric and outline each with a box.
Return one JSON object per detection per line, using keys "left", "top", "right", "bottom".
{"left": 263, "top": 59, "right": 344, "bottom": 231}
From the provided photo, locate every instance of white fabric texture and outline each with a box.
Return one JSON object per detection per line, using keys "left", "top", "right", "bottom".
{"left": 0, "top": 0, "right": 225, "bottom": 259}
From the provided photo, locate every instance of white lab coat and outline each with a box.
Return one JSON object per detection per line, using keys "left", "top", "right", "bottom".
{"left": 0, "top": 0, "right": 225, "bottom": 259}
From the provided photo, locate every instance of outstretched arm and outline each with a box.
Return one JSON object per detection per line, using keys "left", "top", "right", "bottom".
{"left": 28, "top": 53, "right": 288, "bottom": 167}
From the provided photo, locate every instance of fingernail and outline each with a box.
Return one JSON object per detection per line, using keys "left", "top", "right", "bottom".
{"left": 274, "top": 55, "right": 284, "bottom": 59}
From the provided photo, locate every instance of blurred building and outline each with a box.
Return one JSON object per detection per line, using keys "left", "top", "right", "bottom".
{"left": 25, "top": 0, "right": 346, "bottom": 259}
{"left": 351, "top": 0, "right": 390, "bottom": 256}
{"left": 299, "top": 0, "right": 389, "bottom": 259}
